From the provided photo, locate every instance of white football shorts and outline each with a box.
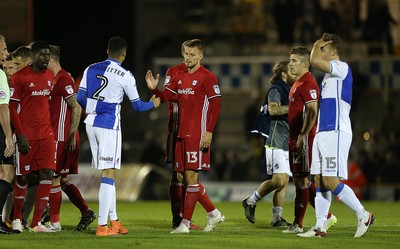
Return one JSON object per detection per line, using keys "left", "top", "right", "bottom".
{"left": 311, "top": 130, "right": 352, "bottom": 179}
{"left": 86, "top": 124, "right": 122, "bottom": 170}
{"left": 265, "top": 147, "right": 292, "bottom": 177}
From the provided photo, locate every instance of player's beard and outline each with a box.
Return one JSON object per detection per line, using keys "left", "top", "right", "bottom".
{"left": 185, "top": 61, "right": 195, "bottom": 70}
{"left": 39, "top": 61, "right": 49, "bottom": 71}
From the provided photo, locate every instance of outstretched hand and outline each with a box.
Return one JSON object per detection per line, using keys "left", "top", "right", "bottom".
{"left": 145, "top": 70, "right": 160, "bottom": 90}
{"left": 150, "top": 95, "right": 161, "bottom": 108}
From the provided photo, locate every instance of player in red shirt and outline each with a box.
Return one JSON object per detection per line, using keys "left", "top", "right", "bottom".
{"left": 146, "top": 39, "right": 224, "bottom": 233}
{"left": 164, "top": 61, "right": 186, "bottom": 228}
{"left": 165, "top": 59, "right": 202, "bottom": 230}
{"left": 46, "top": 45, "right": 96, "bottom": 232}
{"left": 283, "top": 46, "right": 336, "bottom": 234}
{"left": 9, "top": 41, "right": 56, "bottom": 232}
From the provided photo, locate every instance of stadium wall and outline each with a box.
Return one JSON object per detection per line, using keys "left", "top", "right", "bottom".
{"left": 153, "top": 56, "right": 400, "bottom": 90}
{"left": 68, "top": 164, "right": 399, "bottom": 202}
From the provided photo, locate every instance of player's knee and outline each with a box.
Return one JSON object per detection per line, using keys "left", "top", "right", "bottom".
{"left": 17, "top": 174, "right": 30, "bottom": 186}
{"left": 60, "top": 176, "right": 70, "bottom": 185}
{"left": 38, "top": 169, "right": 54, "bottom": 180}
{"left": 271, "top": 177, "right": 285, "bottom": 189}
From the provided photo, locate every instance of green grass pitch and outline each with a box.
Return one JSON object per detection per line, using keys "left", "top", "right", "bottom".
{"left": 1, "top": 201, "right": 399, "bottom": 249}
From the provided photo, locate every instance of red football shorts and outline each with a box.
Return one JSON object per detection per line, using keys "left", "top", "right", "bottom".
{"left": 289, "top": 134, "right": 314, "bottom": 178}
{"left": 174, "top": 138, "right": 211, "bottom": 173}
{"left": 16, "top": 136, "right": 56, "bottom": 176}
{"left": 54, "top": 140, "right": 80, "bottom": 176}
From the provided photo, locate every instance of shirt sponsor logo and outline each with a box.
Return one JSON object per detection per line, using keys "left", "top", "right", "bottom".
{"left": 177, "top": 88, "right": 195, "bottom": 95}
{"left": 65, "top": 85, "right": 74, "bottom": 94}
{"left": 31, "top": 89, "right": 50, "bottom": 96}
{"left": 213, "top": 85, "right": 220, "bottom": 94}
{"left": 0, "top": 89, "right": 6, "bottom": 99}
{"left": 99, "top": 156, "right": 113, "bottom": 162}
{"left": 309, "top": 89, "right": 317, "bottom": 99}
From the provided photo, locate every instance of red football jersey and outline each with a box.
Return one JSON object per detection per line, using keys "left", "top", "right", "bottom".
{"left": 164, "top": 63, "right": 187, "bottom": 134}
{"left": 10, "top": 65, "right": 54, "bottom": 140}
{"left": 49, "top": 69, "right": 79, "bottom": 141}
{"left": 288, "top": 72, "right": 319, "bottom": 139}
{"left": 166, "top": 65, "right": 221, "bottom": 140}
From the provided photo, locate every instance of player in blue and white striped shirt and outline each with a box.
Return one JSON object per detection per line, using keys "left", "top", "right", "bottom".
{"left": 298, "top": 33, "right": 374, "bottom": 238}
{"left": 77, "top": 36, "right": 160, "bottom": 236}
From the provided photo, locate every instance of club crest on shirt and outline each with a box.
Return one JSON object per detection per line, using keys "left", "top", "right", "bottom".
{"left": 177, "top": 80, "right": 182, "bottom": 85}
{"left": 9, "top": 88, "right": 14, "bottom": 97}
{"left": 0, "top": 89, "right": 6, "bottom": 99}
{"left": 213, "top": 85, "right": 220, "bottom": 94}
{"left": 192, "top": 80, "right": 197, "bottom": 86}
{"left": 309, "top": 89, "right": 317, "bottom": 99}
{"left": 164, "top": 76, "right": 171, "bottom": 86}
{"left": 48, "top": 80, "right": 52, "bottom": 86}
{"left": 65, "top": 85, "right": 74, "bottom": 94}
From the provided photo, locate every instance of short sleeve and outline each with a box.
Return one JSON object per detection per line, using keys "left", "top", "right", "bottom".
{"left": 268, "top": 88, "right": 281, "bottom": 104}
{"left": 0, "top": 70, "right": 9, "bottom": 104}
{"left": 123, "top": 70, "right": 140, "bottom": 102}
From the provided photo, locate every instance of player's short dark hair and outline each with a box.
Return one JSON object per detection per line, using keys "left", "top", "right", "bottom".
{"left": 322, "top": 33, "right": 342, "bottom": 55}
{"left": 49, "top": 45, "right": 61, "bottom": 61}
{"left": 289, "top": 46, "right": 311, "bottom": 57}
{"left": 289, "top": 46, "right": 311, "bottom": 65}
{"left": 184, "top": 39, "right": 204, "bottom": 53}
{"left": 12, "top": 46, "right": 32, "bottom": 59}
{"left": 108, "top": 36, "right": 127, "bottom": 57}
{"left": 31, "top": 41, "right": 50, "bottom": 54}
{"left": 269, "top": 61, "right": 289, "bottom": 84}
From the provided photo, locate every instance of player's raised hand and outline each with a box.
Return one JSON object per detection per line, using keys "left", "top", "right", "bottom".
{"left": 150, "top": 95, "right": 161, "bottom": 108}
{"left": 145, "top": 70, "right": 159, "bottom": 90}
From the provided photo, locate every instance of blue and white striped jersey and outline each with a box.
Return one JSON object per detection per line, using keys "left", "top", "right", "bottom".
{"left": 317, "top": 60, "right": 353, "bottom": 134}
{"left": 78, "top": 59, "right": 140, "bottom": 130}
